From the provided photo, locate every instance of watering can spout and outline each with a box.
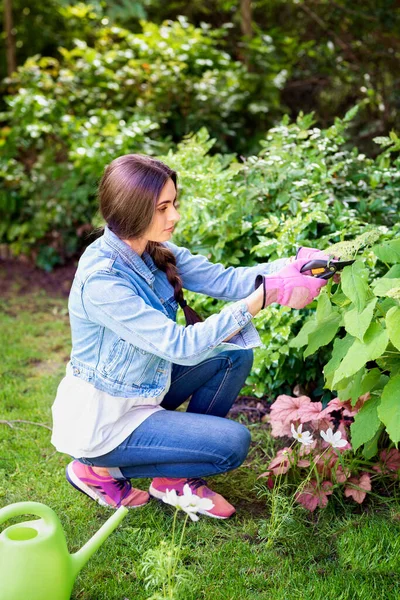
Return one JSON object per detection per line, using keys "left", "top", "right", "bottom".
{"left": 70, "top": 506, "right": 128, "bottom": 576}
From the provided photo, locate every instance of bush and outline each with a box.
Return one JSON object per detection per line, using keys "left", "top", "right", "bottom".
{"left": 168, "top": 113, "right": 400, "bottom": 397}
{"left": 0, "top": 13, "right": 282, "bottom": 268}
{"left": 1, "top": 103, "right": 399, "bottom": 395}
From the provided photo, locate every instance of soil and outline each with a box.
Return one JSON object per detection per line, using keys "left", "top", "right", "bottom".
{"left": 0, "top": 258, "right": 77, "bottom": 298}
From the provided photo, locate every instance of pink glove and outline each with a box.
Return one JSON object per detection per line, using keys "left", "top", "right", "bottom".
{"left": 296, "top": 246, "right": 340, "bottom": 283}
{"left": 296, "top": 246, "right": 334, "bottom": 261}
{"left": 255, "top": 259, "right": 327, "bottom": 309}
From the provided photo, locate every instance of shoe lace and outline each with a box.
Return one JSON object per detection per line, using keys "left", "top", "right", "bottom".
{"left": 186, "top": 477, "right": 208, "bottom": 491}
{"left": 112, "top": 478, "right": 129, "bottom": 491}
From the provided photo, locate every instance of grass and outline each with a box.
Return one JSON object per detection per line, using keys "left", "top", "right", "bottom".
{"left": 1, "top": 290, "right": 400, "bottom": 600}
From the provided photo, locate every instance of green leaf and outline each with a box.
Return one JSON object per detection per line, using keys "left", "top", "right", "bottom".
{"left": 372, "top": 278, "right": 400, "bottom": 297}
{"left": 332, "top": 322, "right": 389, "bottom": 388}
{"left": 336, "top": 366, "right": 381, "bottom": 405}
{"left": 377, "top": 375, "right": 400, "bottom": 444}
{"left": 376, "top": 346, "right": 400, "bottom": 377}
{"left": 316, "top": 292, "right": 332, "bottom": 321}
{"left": 384, "top": 265, "right": 400, "bottom": 279}
{"left": 341, "top": 261, "right": 369, "bottom": 312}
{"left": 337, "top": 368, "right": 364, "bottom": 403}
{"left": 359, "top": 368, "right": 382, "bottom": 397}
{"left": 304, "top": 313, "right": 341, "bottom": 358}
{"left": 386, "top": 306, "right": 400, "bottom": 351}
{"left": 373, "top": 239, "right": 400, "bottom": 264}
{"left": 350, "top": 396, "right": 381, "bottom": 451}
{"left": 331, "top": 289, "right": 351, "bottom": 308}
{"left": 362, "top": 424, "right": 385, "bottom": 459}
{"left": 324, "top": 334, "right": 354, "bottom": 389}
{"left": 343, "top": 298, "right": 377, "bottom": 341}
{"left": 288, "top": 318, "right": 318, "bottom": 349}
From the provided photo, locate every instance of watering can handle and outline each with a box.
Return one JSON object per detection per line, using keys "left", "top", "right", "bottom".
{"left": 0, "top": 501, "right": 58, "bottom": 528}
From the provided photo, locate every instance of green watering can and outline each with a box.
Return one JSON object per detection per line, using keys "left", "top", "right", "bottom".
{"left": 0, "top": 501, "right": 128, "bottom": 600}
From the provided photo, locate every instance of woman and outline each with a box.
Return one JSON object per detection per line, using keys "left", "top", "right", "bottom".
{"left": 51, "top": 154, "right": 327, "bottom": 518}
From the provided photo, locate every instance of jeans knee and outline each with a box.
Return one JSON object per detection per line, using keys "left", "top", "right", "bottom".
{"left": 236, "top": 425, "right": 251, "bottom": 466}
{"left": 224, "top": 422, "right": 251, "bottom": 470}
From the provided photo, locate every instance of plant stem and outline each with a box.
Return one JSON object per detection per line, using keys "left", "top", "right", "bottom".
{"left": 167, "top": 509, "right": 179, "bottom": 599}
{"left": 172, "top": 513, "right": 189, "bottom": 582}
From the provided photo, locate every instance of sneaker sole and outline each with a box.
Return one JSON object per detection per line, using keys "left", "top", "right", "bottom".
{"left": 66, "top": 464, "right": 149, "bottom": 509}
{"left": 148, "top": 484, "right": 234, "bottom": 519}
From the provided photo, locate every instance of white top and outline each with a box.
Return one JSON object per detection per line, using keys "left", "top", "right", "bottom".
{"left": 51, "top": 363, "right": 168, "bottom": 458}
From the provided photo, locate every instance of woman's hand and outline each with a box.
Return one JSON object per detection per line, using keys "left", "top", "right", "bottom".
{"left": 255, "top": 258, "right": 327, "bottom": 310}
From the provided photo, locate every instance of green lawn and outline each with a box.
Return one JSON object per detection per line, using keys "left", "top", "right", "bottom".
{"left": 1, "top": 291, "right": 400, "bottom": 600}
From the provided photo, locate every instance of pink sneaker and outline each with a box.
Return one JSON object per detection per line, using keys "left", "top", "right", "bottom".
{"left": 66, "top": 461, "right": 150, "bottom": 509}
{"left": 149, "top": 477, "right": 236, "bottom": 519}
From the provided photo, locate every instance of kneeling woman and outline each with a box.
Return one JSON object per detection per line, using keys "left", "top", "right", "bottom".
{"left": 51, "top": 154, "right": 325, "bottom": 518}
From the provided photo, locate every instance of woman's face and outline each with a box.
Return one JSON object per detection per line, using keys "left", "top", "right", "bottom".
{"left": 145, "top": 178, "right": 181, "bottom": 242}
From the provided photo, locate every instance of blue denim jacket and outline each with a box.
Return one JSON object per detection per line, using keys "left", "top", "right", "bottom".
{"left": 68, "top": 226, "right": 288, "bottom": 398}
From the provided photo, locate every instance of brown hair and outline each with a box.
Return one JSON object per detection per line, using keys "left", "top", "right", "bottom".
{"left": 98, "top": 154, "right": 202, "bottom": 326}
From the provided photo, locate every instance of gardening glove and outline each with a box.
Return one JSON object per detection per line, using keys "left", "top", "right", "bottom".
{"left": 296, "top": 247, "right": 341, "bottom": 283}
{"left": 255, "top": 258, "right": 327, "bottom": 310}
{"left": 296, "top": 246, "right": 334, "bottom": 261}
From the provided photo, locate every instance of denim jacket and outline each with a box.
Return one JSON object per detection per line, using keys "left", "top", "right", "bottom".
{"left": 68, "top": 226, "right": 288, "bottom": 398}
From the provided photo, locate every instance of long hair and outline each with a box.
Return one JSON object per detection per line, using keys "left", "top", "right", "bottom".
{"left": 98, "top": 154, "right": 202, "bottom": 326}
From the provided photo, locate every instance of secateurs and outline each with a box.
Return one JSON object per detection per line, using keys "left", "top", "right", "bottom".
{"left": 300, "top": 259, "right": 355, "bottom": 280}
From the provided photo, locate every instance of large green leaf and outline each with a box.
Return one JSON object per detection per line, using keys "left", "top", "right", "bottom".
{"left": 288, "top": 318, "right": 318, "bottom": 349}
{"left": 363, "top": 424, "right": 385, "bottom": 459}
{"left": 337, "top": 367, "right": 382, "bottom": 405}
{"left": 372, "top": 277, "right": 400, "bottom": 297}
{"left": 383, "top": 265, "right": 400, "bottom": 279}
{"left": 316, "top": 292, "right": 332, "bottom": 321}
{"left": 341, "top": 261, "right": 369, "bottom": 312}
{"left": 304, "top": 312, "right": 341, "bottom": 358}
{"left": 386, "top": 306, "right": 400, "bottom": 351}
{"left": 343, "top": 298, "right": 377, "bottom": 341}
{"left": 377, "top": 375, "right": 400, "bottom": 444}
{"left": 332, "top": 322, "right": 389, "bottom": 388}
{"left": 373, "top": 239, "right": 400, "bottom": 264}
{"left": 337, "top": 367, "right": 364, "bottom": 403}
{"left": 324, "top": 334, "right": 354, "bottom": 389}
{"left": 350, "top": 396, "right": 381, "bottom": 451}
{"left": 358, "top": 368, "right": 383, "bottom": 396}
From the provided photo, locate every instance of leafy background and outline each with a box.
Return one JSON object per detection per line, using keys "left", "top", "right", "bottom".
{"left": 1, "top": 0, "right": 399, "bottom": 450}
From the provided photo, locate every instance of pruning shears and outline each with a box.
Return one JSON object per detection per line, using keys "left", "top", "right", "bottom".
{"left": 300, "top": 259, "right": 355, "bottom": 280}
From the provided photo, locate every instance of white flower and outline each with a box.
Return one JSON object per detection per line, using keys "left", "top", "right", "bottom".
{"left": 162, "top": 484, "right": 214, "bottom": 521}
{"left": 291, "top": 423, "right": 314, "bottom": 446}
{"left": 320, "top": 428, "right": 348, "bottom": 448}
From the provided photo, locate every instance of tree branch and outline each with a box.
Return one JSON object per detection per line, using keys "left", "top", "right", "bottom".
{"left": 0, "top": 419, "right": 52, "bottom": 431}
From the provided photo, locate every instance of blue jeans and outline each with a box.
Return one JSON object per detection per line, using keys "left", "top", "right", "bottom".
{"left": 78, "top": 349, "right": 253, "bottom": 479}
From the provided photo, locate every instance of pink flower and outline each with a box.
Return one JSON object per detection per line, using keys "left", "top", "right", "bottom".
{"left": 296, "top": 480, "right": 333, "bottom": 512}
{"left": 344, "top": 473, "right": 371, "bottom": 504}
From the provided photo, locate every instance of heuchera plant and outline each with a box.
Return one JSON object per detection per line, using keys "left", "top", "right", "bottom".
{"left": 260, "top": 393, "right": 400, "bottom": 511}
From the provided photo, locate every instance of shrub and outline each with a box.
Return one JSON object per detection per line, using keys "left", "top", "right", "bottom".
{"left": 169, "top": 114, "right": 400, "bottom": 397}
